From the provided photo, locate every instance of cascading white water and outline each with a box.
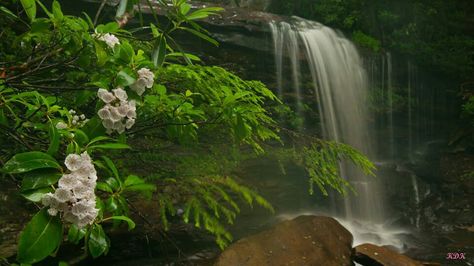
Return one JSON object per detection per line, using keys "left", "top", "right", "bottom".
{"left": 269, "top": 18, "right": 412, "bottom": 249}
{"left": 410, "top": 173, "right": 421, "bottom": 228}
{"left": 270, "top": 18, "right": 388, "bottom": 224}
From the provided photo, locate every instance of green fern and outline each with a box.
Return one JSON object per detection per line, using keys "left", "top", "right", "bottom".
{"left": 156, "top": 175, "right": 273, "bottom": 249}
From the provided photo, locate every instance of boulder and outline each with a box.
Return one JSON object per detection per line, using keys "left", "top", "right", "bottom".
{"left": 214, "top": 215, "right": 353, "bottom": 266}
{"left": 354, "top": 243, "right": 423, "bottom": 266}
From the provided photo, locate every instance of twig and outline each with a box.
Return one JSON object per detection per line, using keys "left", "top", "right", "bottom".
{"left": 94, "top": 0, "right": 108, "bottom": 26}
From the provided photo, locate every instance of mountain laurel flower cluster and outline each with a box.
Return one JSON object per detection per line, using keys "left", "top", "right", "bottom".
{"left": 97, "top": 88, "right": 136, "bottom": 134}
{"left": 130, "top": 68, "right": 155, "bottom": 96}
{"left": 70, "top": 109, "right": 89, "bottom": 127}
{"left": 41, "top": 152, "right": 99, "bottom": 228}
{"left": 93, "top": 32, "right": 120, "bottom": 48}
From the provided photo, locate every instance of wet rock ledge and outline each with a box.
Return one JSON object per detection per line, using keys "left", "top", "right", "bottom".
{"left": 214, "top": 215, "right": 439, "bottom": 266}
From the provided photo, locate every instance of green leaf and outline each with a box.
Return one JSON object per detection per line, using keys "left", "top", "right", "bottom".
{"left": 21, "top": 187, "right": 53, "bottom": 202}
{"left": 96, "top": 182, "right": 114, "bottom": 193}
{"left": 88, "top": 136, "right": 112, "bottom": 146}
{"left": 2, "top": 152, "right": 60, "bottom": 174}
{"left": 180, "top": 27, "right": 218, "bottom": 46}
{"left": 17, "top": 209, "right": 63, "bottom": 264}
{"left": 101, "top": 156, "right": 119, "bottom": 179}
{"left": 106, "top": 216, "right": 135, "bottom": 230}
{"left": 124, "top": 175, "right": 144, "bottom": 187}
{"left": 82, "top": 117, "right": 106, "bottom": 140}
{"left": 88, "top": 143, "right": 131, "bottom": 150}
{"left": 72, "top": 129, "right": 89, "bottom": 146}
{"left": 52, "top": 1, "right": 63, "bottom": 20}
{"left": 152, "top": 36, "right": 166, "bottom": 67}
{"left": 0, "top": 6, "right": 18, "bottom": 19}
{"left": 124, "top": 183, "right": 156, "bottom": 194}
{"left": 180, "top": 3, "right": 191, "bottom": 15}
{"left": 35, "top": 0, "right": 52, "bottom": 18}
{"left": 116, "top": 70, "right": 136, "bottom": 87}
{"left": 104, "top": 177, "right": 120, "bottom": 192}
{"left": 185, "top": 7, "right": 223, "bottom": 21}
{"left": 118, "top": 41, "right": 134, "bottom": 63}
{"left": 95, "top": 42, "right": 108, "bottom": 66}
{"left": 21, "top": 169, "right": 61, "bottom": 191}
{"left": 116, "top": 0, "right": 128, "bottom": 18}
{"left": 67, "top": 224, "right": 86, "bottom": 245}
{"left": 105, "top": 197, "right": 118, "bottom": 212}
{"left": 96, "top": 22, "right": 120, "bottom": 33}
{"left": 88, "top": 224, "right": 109, "bottom": 258}
{"left": 47, "top": 122, "right": 60, "bottom": 156}
{"left": 20, "top": 0, "right": 36, "bottom": 21}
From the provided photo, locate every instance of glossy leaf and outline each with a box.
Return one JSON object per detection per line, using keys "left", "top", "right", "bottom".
{"left": 88, "top": 143, "right": 131, "bottom": 150}
{"left": 21, "top": 187, "right": 53, "bottom": 202}
{"left": 0, "top": 6, "right": 18, "bottom": 19}
{"left": 107, "top": 216, "right": 135, "bottom": 230}
{"left": 17, "top": 209, "right": 63, "bottom": 264}
{"left": 52, "top": 1, "right": 63, "bottom": 20}
{"left": 20, "top": 0, "right": 36, "bottom": 21}
{"left": 116, "top": 70, "right": 136, "bottom": 87}
{"left": 47, "top": 122, "right": 60, "bottom": 156}
{"left": 21, "top": 169, "right": 62, "bottom": 191}
{"left": 102, "top": 156, "right": 119, "bottom": 179}
{"left": 88, "top": 224, "right": 109, "bottom": 258}
{"left": 2, "top": 152, "right": 60, "bottom": 174}
{"left": 152, "top": 36, "right": 166, "bottom": 67}
{"left": 67, "top": 224, "right": 86, "bottom": 245}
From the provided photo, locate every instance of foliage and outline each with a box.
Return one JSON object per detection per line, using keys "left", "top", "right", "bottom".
{"left": 0, "top": 0, "right": 375, "bottom": 264}
{"left": 267, "top": 0, "right": 473, "bottom": 80}
{"left": 352, "top": 30, "right": 380, "bottom": 52}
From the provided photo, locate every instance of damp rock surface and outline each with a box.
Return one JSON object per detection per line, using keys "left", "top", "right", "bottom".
{"left": 354, "top": 243, "right": 427, "bottom": 266}
{"left": 214, "top": 215, "right": 353, "bottom": 266}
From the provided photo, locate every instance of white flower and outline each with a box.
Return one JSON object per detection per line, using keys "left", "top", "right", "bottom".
{"left": 95, "top": 33, "right": 120, "bottom": 48}
{"left": 98, "top": 106, "right": 111, "bottom": 120}
{"left": 56, "top": 121, "right": 68, "bottom": 129}
{"left": 125, "top": 118, "right": 135, "bottom": 129}
{"left": 130, "top": 81, "right": 146, "bottom": 96}
{"left": 58, "top": 173, "right": 79, "bottom": 189}
{"left": 69, "top": 109, "right": 76, "bottom": 114}
{"left": 42, "top": 152, "right": 99, "bottom": 227}
{"left": 54, "top": 188, "right": 73, "bottom": 203}
{"left": 80, "top": 114, "right": 86, "bottom": 120}
{"left": 42, "top": 192, "right": 55, "bottom": 206}
{"left": 80, "top": 152, "right": 92, "bottom": 163}
{"left": 47, "top": 208, "right": 59, "bottom": 216}
{"left": 65, "top": 154, "right": 83, "bottom": 171}
{"left": 102, "top": 119, "right": 114, "bottom": 129}
{"left": 137, "top": 68, "right": 155, "bottom": 88}
{"left": 109, "top": 106, "right": 123, "bottom": 122}
{"left": 72, "top": 184, "right": 94, "bottom": 199}
{"left": 71, "top": 201, "right": 94, "bottom": 217}
{"left": 117, "top": 103, "right": 130, "bottom": 117}
{"left": 130, "top": 68, "right": 155, "bottom": 96}
{"left": 113, "top": 88, "right": 128, "bottom": 102}
{"left": 63, "top": 212, "right": 79, "bottom": 224}
{"left": 115, "top": 122, "right": 125, "bottom": 134}
{"left": 97, "top": 88, "right": 116, "bottom": 104}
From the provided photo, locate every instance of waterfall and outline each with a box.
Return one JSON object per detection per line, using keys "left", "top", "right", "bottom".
{"left": 410, "top": 173, "right": 421, "bottom": 228}
{"left": 387, "top": 53, "right": 395, "bottom": 158}
{"left": 270, "top": 18, "right": 384, "bottom": 223}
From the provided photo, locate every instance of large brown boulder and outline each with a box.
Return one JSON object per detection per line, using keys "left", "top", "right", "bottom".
{"left": 354, "top": 243, "right": 425, "bottom": 266}
{"left": 214, "top": 215, "right": 353, "bottom": 266}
